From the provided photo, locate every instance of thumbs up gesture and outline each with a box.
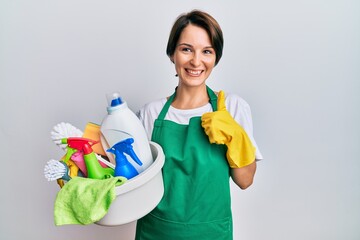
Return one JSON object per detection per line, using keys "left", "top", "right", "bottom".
{"left": 201, "top": 91, "right": 256, "bottom": 168}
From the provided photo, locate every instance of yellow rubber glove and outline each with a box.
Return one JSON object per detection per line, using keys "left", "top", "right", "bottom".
{"left": 201, "top": 91, "right": 256, "bottom": 168}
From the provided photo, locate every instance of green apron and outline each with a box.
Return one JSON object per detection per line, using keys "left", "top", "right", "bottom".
{"left": 136, "top": 86, "right": 232, "bottom": 240}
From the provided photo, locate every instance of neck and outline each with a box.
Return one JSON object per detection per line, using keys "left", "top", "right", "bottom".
{"left": 171, "top": 84, "right": 209, "bottom": 109}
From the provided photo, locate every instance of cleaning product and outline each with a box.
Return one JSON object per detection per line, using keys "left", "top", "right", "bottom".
{"left": 82, "top": 122, "right": 107, "bottom": 156}
{"left": 62, "top": 137, "right": 114, "bottom": 179}
{"left": 81, "top": 122, "right": 116, "bottom": 170}
{"left": 100, "top": 92, "right": 153, "bottom": 174}
{"left": 107, "top": 138, "right": 143, "bottom": 180}
{"left": 70, "top": 151, "right": 115, "bottom": 177}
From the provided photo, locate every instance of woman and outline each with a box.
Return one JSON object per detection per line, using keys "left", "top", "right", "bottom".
{"left": 136, "top": 10, "right": 263, "bottom": 240}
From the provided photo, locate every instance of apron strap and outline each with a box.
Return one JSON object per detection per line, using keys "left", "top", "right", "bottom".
{"left": 207, "top": 85, "right": 218, "bottom": 111}
{"left": 157, "top": 90, "right": 176, "bottom": 120}
{"left": 157, "top": 86, "right": 218, "bottom": 121}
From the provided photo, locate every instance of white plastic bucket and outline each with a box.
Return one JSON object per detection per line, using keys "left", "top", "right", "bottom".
{"left": 96, "top": 141, "right": 165, "bottom": 226}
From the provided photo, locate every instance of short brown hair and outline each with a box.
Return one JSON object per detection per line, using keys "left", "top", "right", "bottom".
{"left": 166, "top": 10, "right": 224, "bottom": 66}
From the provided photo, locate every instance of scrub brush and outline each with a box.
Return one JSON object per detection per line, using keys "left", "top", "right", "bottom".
{"left": 44, "top": 159, "right": 71, "bottom": 181}
{"left": 51, "top": 122, "right": 83, "bottom": 150}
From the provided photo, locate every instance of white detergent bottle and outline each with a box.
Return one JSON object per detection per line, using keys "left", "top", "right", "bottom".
{"left": 100, "top": 92, "right": 153, "bottom": 174}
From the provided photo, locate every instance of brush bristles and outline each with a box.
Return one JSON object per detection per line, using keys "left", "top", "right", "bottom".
{"left": 50, "top": 122, "right": 83, "bottom": 150}
{"left": 44, "top": 159, "right": 67, "bottom": 181}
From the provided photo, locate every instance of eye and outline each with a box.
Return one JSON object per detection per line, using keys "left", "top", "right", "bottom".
{"left": 181, "top": 47, "right": 192, "bottom": 52}
{"left": 203, "top": 49, "right": 213, "bottom": 54}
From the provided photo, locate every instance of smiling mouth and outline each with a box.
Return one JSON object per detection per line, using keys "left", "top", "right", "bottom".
{"left": 186, "top": 69, "right": 203, "bottom": 76}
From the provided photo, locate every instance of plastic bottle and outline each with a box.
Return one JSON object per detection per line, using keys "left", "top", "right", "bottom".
{"left": 107, "top": 138, "right": 142, "bottom": 180}
{"left": 100, "top": 92, "right": 153, "bottom": 174}
{"left": 62, "top": 137, "right": 114, "bottom": 179}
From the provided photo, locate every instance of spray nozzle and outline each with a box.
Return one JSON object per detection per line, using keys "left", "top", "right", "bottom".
{"left": 61, "top": 137, "right": 98, "bottom": 155}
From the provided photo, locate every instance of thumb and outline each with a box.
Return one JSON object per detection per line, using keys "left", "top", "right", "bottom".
{"left": 217, "top": 90, "right": 226, "bottom": 111}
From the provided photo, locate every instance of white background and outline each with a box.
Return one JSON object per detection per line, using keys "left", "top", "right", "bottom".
{"left": 1, "top": 0, "right": 359, "bottom": 239}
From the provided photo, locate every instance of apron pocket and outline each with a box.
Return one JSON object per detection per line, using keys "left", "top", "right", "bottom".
{"left": 136, "top": 213, "right": 232, "bottom": 240}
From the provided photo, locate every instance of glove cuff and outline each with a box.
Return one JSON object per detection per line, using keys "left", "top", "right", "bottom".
{"left": 225, "top": 128, "right": 256, "bottom": 168}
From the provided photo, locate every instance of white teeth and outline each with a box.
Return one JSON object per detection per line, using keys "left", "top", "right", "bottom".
{"left": 187, "top": 69, "right": 202, "bottom": 75}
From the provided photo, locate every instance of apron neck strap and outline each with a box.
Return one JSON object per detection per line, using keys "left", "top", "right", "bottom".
{"left": 157, "top": 86, "right": 218, "bottom": 120}
{"left": 207, "top": 86, "right": 218, "bottom": 111}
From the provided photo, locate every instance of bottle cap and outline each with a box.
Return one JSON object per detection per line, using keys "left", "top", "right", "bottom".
{"left": 106, "top": 92, "right": 123, "bottom": 107}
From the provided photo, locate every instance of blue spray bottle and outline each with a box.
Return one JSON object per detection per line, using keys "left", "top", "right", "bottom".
{"left": 107, "top": 138, "right": 143, "bottom": 180}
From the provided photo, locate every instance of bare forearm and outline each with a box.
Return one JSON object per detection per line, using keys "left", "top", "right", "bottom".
{"left": 230, "top": 161, "right": 257, "bottom": 189}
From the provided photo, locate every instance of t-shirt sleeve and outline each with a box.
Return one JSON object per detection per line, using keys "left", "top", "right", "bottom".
{"left": 136, "top": 99, "right": 166, "bottom": 141}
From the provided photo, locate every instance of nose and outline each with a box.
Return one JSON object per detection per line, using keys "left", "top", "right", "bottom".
{"left": 190, "top": 52, "right": 201, "bottom": 67}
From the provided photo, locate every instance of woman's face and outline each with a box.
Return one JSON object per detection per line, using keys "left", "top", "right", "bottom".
{"left": 172, "top": 24, "right": 216, "bottom": 88}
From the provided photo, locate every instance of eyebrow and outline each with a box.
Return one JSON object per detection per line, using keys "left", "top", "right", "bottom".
{"left": 177, "top": 43, "right": 214, "bottom": 49}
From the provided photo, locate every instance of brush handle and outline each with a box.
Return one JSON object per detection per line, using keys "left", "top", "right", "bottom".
{"left": 96, "top": 154, "right": 115, "bottom": 169}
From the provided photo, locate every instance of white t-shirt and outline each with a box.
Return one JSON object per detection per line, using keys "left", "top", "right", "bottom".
{"left": 137, "top": 92, "right": 263, "bottom": 160}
